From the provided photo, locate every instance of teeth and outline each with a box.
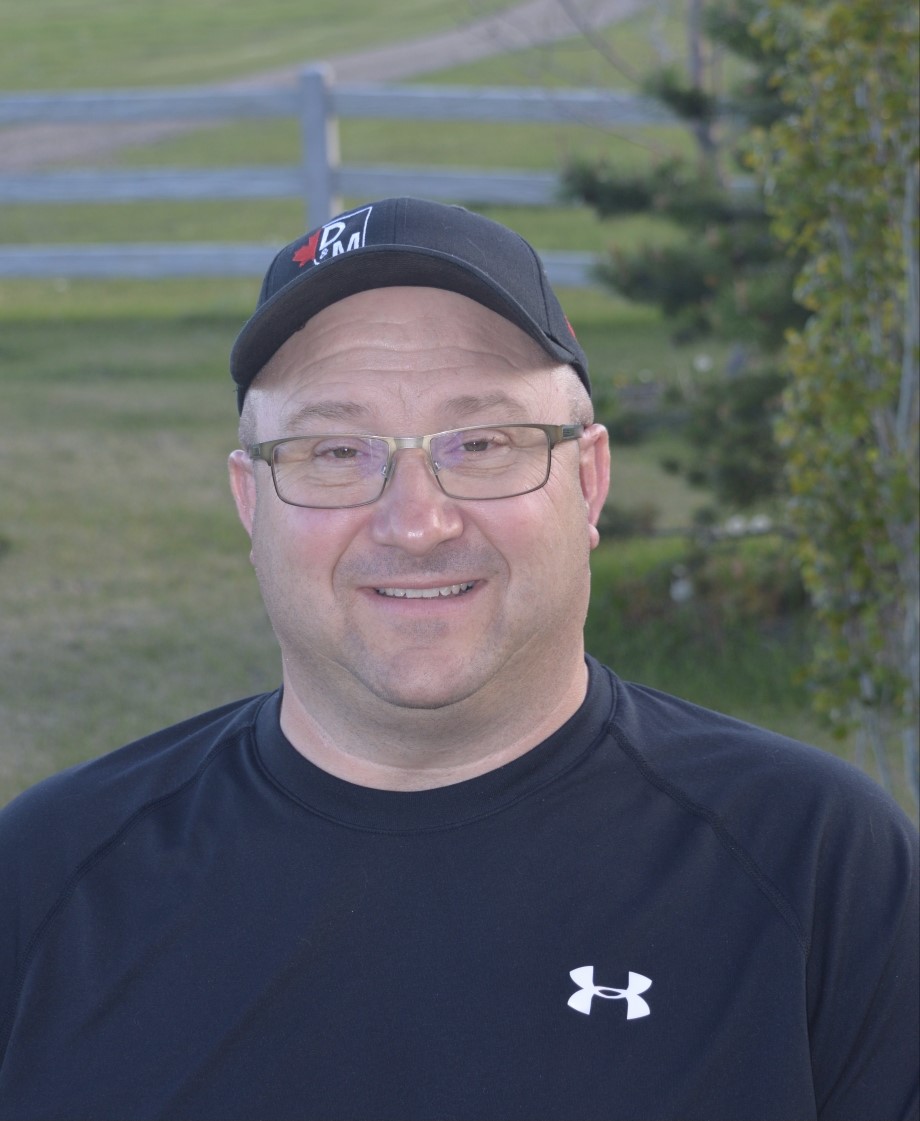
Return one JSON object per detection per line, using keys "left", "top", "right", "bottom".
{"left": 376, "top": 582, "right": 474, "bottom": 599}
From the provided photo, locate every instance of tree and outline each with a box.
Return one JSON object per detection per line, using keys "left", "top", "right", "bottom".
{"left": 562, "top": 0, "right": 806, "bottom": 507}
{"left": 749, "top": 0, "right": 919, "bottom": 805}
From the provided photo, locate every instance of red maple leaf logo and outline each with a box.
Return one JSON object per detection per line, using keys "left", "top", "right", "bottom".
{"left": 292, "top": 232, "right": 320, "bottom": 267}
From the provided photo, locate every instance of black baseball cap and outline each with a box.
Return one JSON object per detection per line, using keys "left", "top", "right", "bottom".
{"left": 230, "top": 197, "right": 590, "bottom": 411}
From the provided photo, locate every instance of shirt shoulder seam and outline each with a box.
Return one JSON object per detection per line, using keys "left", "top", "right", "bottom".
{"left": 602, "top": 670, "right": 810, "bottom": 955}
{"left": 0, "top": 707, "right": 262, "bottom": 1063}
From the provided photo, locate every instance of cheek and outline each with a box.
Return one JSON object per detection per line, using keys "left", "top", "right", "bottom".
{"left": 539, "top": 465, "right": 594, "bottom": 539}
{"left": 537, "top": 482, "right": 597, "bottom": 587}
{"left": 250, "top": 499, "right": 364, "bottom": 593}
{"left": 478, "top": 482, "right": 590, "bottom": 575}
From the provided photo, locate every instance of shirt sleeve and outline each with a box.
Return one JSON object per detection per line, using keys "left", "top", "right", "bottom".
{"left": 806, "top": 780, "right": 919, "bottom": 1121}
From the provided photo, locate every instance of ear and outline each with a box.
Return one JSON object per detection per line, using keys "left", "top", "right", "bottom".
{"left": 577, "top": 424, "right": 610, "bottom": 551}
{"left": 228, "top": 449, "right": 257, "bottom": 540}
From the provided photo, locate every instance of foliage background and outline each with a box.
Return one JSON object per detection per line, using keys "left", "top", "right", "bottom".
{"left": 750, "top": 0, "right": 919, "bottom": 802}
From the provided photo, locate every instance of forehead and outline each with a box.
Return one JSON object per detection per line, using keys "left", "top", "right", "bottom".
{"left": 249, "top": 287, "right": 568, "bottom": 430}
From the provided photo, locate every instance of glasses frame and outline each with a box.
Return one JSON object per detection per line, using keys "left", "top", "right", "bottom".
{"left": 249, "top": 423, "right": 585, "bottom": 509}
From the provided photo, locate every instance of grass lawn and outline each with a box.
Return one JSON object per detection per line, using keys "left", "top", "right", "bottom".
{"left": 0, "top": 0, "right": 727, "bottom": 92}
{"left": 0, "top": 308, "right": 278, "bottom": 802}
{"left": 0, "top": 0, "right": 512, "bottom": 89}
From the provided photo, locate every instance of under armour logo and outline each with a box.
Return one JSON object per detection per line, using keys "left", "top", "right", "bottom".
{"left": 567, "top": 966, "right": 652, "bottom": 1018}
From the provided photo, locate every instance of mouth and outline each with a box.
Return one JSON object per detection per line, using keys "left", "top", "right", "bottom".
{"left": 374, "top": 582, "right": 476, "bottom": 600}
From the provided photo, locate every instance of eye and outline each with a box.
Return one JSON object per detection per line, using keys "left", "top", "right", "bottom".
{"left": 300, "top": 437, "right": 388, "bottom": 478}
{"left": 459, "top": 430, "right": 513, "bottom": 455}
{"left": 311, "top": 438, "right": 369, "bottom": 460}
{"left": 455, "top": 428, "right": 510, "bottom": 450}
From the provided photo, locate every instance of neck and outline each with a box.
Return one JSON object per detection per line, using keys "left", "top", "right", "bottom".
{"left": 277, "top": 653, "right": 589, "bottom": 791}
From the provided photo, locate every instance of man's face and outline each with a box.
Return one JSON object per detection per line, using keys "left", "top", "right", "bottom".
{"left": 229, "top": 287, "right": 609, "bottom": 718}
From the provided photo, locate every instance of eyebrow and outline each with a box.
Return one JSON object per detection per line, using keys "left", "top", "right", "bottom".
{"left": 280, "top": 400, "right": 373, "bottom": 432}
{"left": 439, "top": 391, "right": 529, "bottom": 420}
{"left": 280, "top": 391, "right": 530, "bottom": 434}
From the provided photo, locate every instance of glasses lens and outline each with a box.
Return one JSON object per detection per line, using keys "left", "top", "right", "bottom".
{"left": 272, "top": 435, "right": 389, "bottom": 508}
{"left": 431, "top": 425, "right": 551, "bottom": 499}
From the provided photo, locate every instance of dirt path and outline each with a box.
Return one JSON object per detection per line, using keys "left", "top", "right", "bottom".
{"left": 247, "top": 0, "right": 648, "bottom": 84}
{"left": 0, "top": 0, "right": 647, "bottom": 171}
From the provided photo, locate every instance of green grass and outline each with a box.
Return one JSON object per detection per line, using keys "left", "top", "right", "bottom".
{"left": 0, "top": 0, "right": 512, "bottom": 89}
{"left": 0, "top": 273, "right": 733, "bottom": 418}
{"left": 0, "top": 314, "right": 277, "bottom": 801}
{"left": 610, "top": 441, "right": 709, "bottom": 527}
{"left": 414, "top": 3, "right": 687, "bottom": 90}
{"left": 0, "top": 0, "right": 752, "bottom": 95}
{"left": 0, "top": 199, "right": 682, "bottom": 254}
{"left": 95, "top": 116, "right": 694, "bottom": 176}
{"left": 0, "top": 199, "right": 307, "bottom": 245}
{"left": 588, "top": 546, "right": 807, "bottom": 717}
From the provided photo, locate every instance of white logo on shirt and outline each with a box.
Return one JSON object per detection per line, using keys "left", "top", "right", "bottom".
{"left": 567, "top": 966, "right": 652, "bottom": 1018}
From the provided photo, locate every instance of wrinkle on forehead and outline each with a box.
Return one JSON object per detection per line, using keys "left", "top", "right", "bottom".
{"left": 269, "top": 288, "right": 555, "bottom": 378}
{"left": 279, "top": 389, "right": 537, "bottom": 437}
{"left": 241, "top": 287, "right": 578, "bottom": 441}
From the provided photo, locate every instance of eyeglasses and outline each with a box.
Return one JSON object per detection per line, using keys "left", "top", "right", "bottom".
{"left": 249, "top": 423, "right": 584, "bottom": 509}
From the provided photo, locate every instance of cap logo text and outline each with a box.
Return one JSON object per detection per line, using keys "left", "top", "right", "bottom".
{"left": 293, "top": 206, "right": 373, "bottom": 268}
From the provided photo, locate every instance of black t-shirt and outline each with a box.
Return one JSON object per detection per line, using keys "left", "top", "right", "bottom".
{"left": 1, "top": 658, "right": 917, "bottom": 1120}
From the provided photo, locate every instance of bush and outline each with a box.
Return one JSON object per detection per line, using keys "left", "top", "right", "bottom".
{"left": 606, "top": 410, "right": 655, "bottom": 446}
{"left": 598, "top": 502, "right": 661, "bottom": 538}
{"left": 683, "top": 367, "right": 788, "bottom": 506}
{"left": 586, "top": 535, "right": 811, "bottom": 713}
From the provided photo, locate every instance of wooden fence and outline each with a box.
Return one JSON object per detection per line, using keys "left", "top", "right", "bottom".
{"left": 0, "top": 65, "right": 680, "bottom": 284}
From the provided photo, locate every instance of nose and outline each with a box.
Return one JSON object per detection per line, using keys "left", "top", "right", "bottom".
{"left": 368, "top": 448, "right": 464, "bottom": 555}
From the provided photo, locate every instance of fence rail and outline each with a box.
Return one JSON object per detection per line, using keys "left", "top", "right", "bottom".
{"left": 0, "top": 243, "right": 598, "bottom": 286}
{"left": 0, "top": 67, "right": 679, "bottom": 282}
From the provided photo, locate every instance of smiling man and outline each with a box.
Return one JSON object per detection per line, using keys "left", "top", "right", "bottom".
{"left": 228, "top": 283, "right": 607, "bottom": 789}
{"left": 0, "top": 198, "right": 917, "bottom": 1121}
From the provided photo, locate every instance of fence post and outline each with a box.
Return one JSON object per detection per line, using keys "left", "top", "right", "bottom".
{"left": 299, "top": 64, "right": 340, "bottom": 228}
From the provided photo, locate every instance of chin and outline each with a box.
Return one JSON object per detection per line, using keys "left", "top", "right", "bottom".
{"left": 356, "top": 662, "right": 489, "bottom": 712}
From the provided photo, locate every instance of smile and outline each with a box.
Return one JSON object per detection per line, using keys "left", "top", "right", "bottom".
{"left": 375, "top": 582, "right": 475, "bottom": 599}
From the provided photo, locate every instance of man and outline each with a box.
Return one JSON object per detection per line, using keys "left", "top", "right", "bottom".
{"left": 0, "top": 198, "right": 916, "bottom": 1121}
